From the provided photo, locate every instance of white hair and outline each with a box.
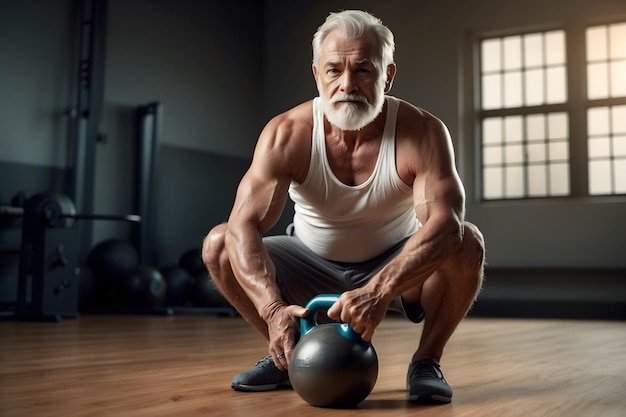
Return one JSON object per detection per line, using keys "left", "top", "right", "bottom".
{"left": 312, "top": 10, "right": 395, "bottom": 72}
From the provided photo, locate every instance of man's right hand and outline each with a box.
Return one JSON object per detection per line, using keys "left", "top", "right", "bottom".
{"left": 263, "top": 302, "right": 309, "bottom": 371}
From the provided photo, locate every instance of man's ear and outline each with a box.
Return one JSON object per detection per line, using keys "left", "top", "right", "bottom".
{"left": 312, "top": 63, "right": 319, "bottom": 83}
{"left": 385, "top": 63, "right": 397, "bottom": 92}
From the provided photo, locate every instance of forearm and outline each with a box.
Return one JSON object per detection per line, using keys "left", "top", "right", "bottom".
{"left": 224, "top": 224, "right": 285, "bottom": 321}
{"left": 368, "top": 213, "right": 464, "bottom": 301}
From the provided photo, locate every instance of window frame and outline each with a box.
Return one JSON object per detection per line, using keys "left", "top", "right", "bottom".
{"left": 468, "top": 19, "right": 626, "bottom": 203}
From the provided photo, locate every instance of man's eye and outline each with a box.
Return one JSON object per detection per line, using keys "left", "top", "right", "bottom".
{"left": 327, "top": 68, "right": 339, "bottom": 74}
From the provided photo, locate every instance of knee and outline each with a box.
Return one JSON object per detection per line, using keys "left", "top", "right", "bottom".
{"left": 460, "top": 221, "right": 486, "bottom": 283}
{"left": 463, "top": 222, "right": 485, "bottom": 262}
{"left": 201, "top": 223, "right": 228, "bottom": 276}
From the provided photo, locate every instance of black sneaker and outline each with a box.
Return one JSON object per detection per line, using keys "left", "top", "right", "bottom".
{"left": 406, "top": 358, "right": 453, "bottom": 404}
{"left": 231, "top": 355, "right": 291, "bottom": 392}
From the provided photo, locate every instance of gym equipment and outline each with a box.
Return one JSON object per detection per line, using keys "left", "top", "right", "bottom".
{"left": 122, "top": 265, "right": 167, "bottom": 309}
{"left": 178, "top": 248, "right": 205, "bottom": 277}
{"left": 1, "top": 191, "right": 141, "bottom": 321}
{"left": 87, "top": 239, "right": 140, "bottom": 283}
{"left": 160, "top": 264, "right": 192, "bottom": 306}
{"left": 14, "top": 192, "right": 81, "bottom": 321}
{"left": 289, "top": 294, "right": 379, "bottom": 408}
{"left": 191, "top": 273, "right": 229, "bottom": 308}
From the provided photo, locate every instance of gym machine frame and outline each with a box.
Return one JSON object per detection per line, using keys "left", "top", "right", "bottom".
{"left": 1, "top": 193, "right": 140, "bottom": 322}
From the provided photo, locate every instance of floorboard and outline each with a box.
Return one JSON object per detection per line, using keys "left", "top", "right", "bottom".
{"left": 1, "top": 314, "right": 625, "bottom": 417}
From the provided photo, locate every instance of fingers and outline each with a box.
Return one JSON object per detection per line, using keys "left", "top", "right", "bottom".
{"left": 326, "top": 299, "right": 341, "bottom": 321}
{"left": 359, "top": 326, "right": 374, "bottom": 342}
{"left": 273, "top": 349, "right": 288, "bottom": 371}
{"left": 326, "top": 293, "right": 378, "bottom": 342}
{"left": 294, "top": 306, "right": 310, "bottom": 318}
{"left": 268, "top": 304, "right": 307, "bottom": 371}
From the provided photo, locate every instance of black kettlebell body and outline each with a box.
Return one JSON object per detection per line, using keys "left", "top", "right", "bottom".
{"left": 289, "top": 294, "right": 378, "bottom": 408}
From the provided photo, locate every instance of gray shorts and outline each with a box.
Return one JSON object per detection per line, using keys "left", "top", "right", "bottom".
{"left": 263, "top": 232, "right": 424, "bottom": 323}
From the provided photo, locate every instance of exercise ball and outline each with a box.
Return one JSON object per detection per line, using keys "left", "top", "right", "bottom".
{"left": 122, "top": 265, "right": 167, "bottom": 309}
{"left": 179, "top": 248, "right": 205, "bottom": 277}
{"left": 191, "top": 273, "right": 229, "bottom": 308}
{"left": 289, "top": 294, "right": 378, "bottom": 408}
{"left": 87, "top": 239, "right": 139, "bottom": 283}
{"left": 160, "top": 264, "right": 192, "bottom": 306}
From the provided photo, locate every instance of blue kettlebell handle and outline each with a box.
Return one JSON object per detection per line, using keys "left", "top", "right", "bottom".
{"left": 300, "top": 294, "right": 367, "bottom": 345}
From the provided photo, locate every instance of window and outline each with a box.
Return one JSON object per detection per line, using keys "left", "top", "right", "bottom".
{"left": 480, "top": 30, "right": 568, "bottom": 199}
{"left": 478, "top": 21, "right": 626, "bottom": 200}
{"left": 586, "top": 22, "right": 626, "bottom": 195}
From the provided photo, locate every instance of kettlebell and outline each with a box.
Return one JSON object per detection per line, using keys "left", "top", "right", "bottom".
{"left": 289, "top": 294, "right": 378, "bottom": 408}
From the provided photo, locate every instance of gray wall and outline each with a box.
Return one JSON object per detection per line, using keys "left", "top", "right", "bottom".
{"left": 1, "top": 0, "right": 625, "bottom": 312}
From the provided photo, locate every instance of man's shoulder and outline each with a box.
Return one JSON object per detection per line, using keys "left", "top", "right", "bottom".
{"left": 271, "top": 99, "right": 314, "bottom": 126}
{"left": 394, "top": 97, "right": 441, "bottom": 124}
{"left": 256, "top": 100, "right": 313, "bottom": 158}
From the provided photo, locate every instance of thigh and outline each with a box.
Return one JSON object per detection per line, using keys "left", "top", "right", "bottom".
{"left": 263, "top": 235, "right": 349, "bottom": 307}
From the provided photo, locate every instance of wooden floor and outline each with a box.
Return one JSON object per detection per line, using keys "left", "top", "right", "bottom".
{"left": 1, "top": 313, "right": 625, "bottom": 417}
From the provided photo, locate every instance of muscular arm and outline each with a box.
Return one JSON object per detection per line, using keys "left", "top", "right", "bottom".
{"left": 328, "top": 109, "right": 466, "bottom": 340}
{"left": 223, "top": 108, "right": 311, "bottom": 368}
{"left": 376, "top": 116, "right": 466, "bottom": 298}
{"left": 225, "top": 118, "right": 294, "bottom": 319}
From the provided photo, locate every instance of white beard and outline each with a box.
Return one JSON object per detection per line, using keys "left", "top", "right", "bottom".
{"left": 319, "top": 77, "right": 386, "bottom": 131}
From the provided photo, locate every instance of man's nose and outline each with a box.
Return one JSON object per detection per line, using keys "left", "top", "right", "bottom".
{"left": 339, "top": 71, "right": 357, "bottom": 93}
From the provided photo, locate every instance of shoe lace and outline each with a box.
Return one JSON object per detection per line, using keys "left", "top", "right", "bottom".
{"left": 409, "top": 359, "right": 442, "bottom": 380}
{"left": 255, "top": 355, "right": 274, "bottom": 367}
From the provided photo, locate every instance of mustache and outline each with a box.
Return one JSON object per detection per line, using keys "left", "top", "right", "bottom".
{"left": 330, "top": 93, "right": 368, "bottom": 104}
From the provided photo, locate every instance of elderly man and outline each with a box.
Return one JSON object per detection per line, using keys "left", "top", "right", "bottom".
{"left": 202, "top": 10, "right": 484, "bottom": 404}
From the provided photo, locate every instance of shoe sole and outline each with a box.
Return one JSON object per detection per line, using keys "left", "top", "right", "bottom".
{"left": 231, "top": 380, "right": 291, "bottom": 392}
{"left": 408, "top": 393, "right": 452, "bottom": 404}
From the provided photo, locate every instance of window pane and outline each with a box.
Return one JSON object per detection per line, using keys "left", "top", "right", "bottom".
{"left": 505, "top": 144, "right": 524, "bottom": 163}
{"left": 527, "top": 114, "right": 545, "bottom": 140}
{"left": 614, "top": 136, "right": 626, "bottom": 157}
{"left": 549, "top": 141, "right": 569, "bottom": 161}
{"left": 504, "top": 116, "right": 523, "bottom": 143}
{"left": 587, "top": 62, "right": 609, "bottom": 99}
{"left": 524, "top": 34, "right": 544, "bottom": 67}
{"left": 483, "top": 167, "right": 503, "bottom": 199}
{"left": 545, "top": 31, "right": 565, "bottom": 65}
{"left": 610, "top": 60, "right": 626, "bottom": 97}
{"left": 589, "top": 160, "right": 612, "bottom": 195}
{"left": 615, "top": 159, "right": 626, "bottom": 193}
{"left": 482, "top": 39, "right": 501, "bottom": 72}
{"left": 527, "top": 143, "right": 545, "bottom": 162}
{"left": 609, "top": 23, "right": 626, "bottom": 59}
{"left": 505, "top": 166, "right": 525, "bottom": 198}
{"left": 503, "top": 36, "right": 522, "bottom": 70}
{"left": 587, "top": 26, "right": 607, "bottom": 61}
{"left": 504, "top": 71, "right": 523, "bottom": 107}
{"left": 548, "top": 112, "right": 568, "bottom": 139}
{"left": 528, "top": 165, "right": 547, "bottom": 196}
{"left": 546, "top": 66, "right": 567, "bottom": 103}
{"left": 483, "top": 118, "right": 502, "bottom": 144}
{"left": 525, "top": 69, "right": 544, "bottom": 105}
{"left": 482, "top": 74, "right": 502, "bottom": 109}
{"left": 588, "top": 137, "right": 611, "bottom": 158}
{"left": 550, "top": 163, "right": 570, "bottom": 195}
{"left": 588, "top": 107, "right": 610, "bottom": 136}
{"left": 483, "top": 146, "right": 503, "bottom": 164}
{"left": 613, "top": 105, "right": 626, "bottom": 133}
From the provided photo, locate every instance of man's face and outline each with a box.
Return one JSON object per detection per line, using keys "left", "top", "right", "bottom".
{"left": 313, "top": 30, "right": 391, "bottom": 131}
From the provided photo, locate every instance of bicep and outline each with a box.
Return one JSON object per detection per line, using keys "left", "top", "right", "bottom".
{"left": 229, "top": 167, "right": 290, "bottom": 234}
{"left": 412, "top": 120, "right": 465, "bottom": 226}
{"left": 229, "top": 128, "right": 293, "bottom": 235}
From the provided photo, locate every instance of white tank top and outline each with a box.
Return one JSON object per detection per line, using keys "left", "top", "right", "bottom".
{"left": 288, "top": 96, "right": 420, "bottom": 262}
